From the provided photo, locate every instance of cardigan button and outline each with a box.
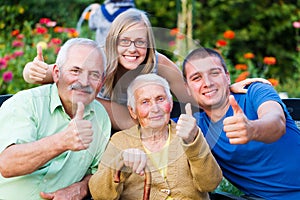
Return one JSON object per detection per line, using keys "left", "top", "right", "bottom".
{"left": 160, "top": 189, "right": 171, "bottom": 195}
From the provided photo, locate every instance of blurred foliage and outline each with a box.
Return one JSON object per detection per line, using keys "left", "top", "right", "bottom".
{"left": 0, "top": 0, "right": 299, "bottom": 96}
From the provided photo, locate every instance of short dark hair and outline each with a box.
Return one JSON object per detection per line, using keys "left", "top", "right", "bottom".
{"left": 182, "top": 48, "right": 228, "bottom": 81}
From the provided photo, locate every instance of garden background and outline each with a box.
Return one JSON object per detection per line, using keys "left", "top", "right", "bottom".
{"left": 0, "top": 0, "right": 299, "bottom": 196}
{"left": 0, "top": 0, "right": 299, "bottom": 97}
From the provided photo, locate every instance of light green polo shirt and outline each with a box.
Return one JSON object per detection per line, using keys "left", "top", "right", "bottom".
{"left": 0, "top": 84, "right": 111, "bottom": 200}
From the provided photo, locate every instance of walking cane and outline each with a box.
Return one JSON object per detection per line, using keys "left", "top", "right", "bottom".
{"left": 114, "top": 168, "right": 152, "bottom": 200}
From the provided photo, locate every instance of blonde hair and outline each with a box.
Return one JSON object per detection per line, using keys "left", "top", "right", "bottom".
{"left": 103, "top": 9, "right": 157, "bottom": 97}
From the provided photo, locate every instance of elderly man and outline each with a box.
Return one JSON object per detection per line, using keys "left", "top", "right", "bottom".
{"left": 89, "top": 73, "right": 222, "bottom": 200}
{"left": 0, "top": 38, "right": 111, "bottom": 200}
{"left": 182, "top": 47, "right": 300, "bottom": 199}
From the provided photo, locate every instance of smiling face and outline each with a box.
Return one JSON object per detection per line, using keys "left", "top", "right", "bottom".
{"left": 117, "top": 22, "right": 148, "bottom": 70}
{"left": 53, "top": 44, "right": 103, "bottom": 115}
{"left": 129, "top": 84, "right": 172, "bottom": 129}
{"left": 185, "top": 56, "right": 231, "bottom": 111}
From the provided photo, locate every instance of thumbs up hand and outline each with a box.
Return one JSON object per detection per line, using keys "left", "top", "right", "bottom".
{"left": 176, "top": 103, "right": 199, "bottom": 144}
{"left": 27, "top": 45, "right": 49, "bottom": 82}
{"left": 63, "top": 102, "right": 93, "bottom": 151}
{"left": 223, "top": 95, "right": 252, "bottom": 144}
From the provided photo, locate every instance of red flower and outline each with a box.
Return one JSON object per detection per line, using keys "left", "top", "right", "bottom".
{"left": 177, "top": 33, "right": 185, "bottom": 40}
{"left": 11, "top": 30, "right": 20, "bottom": 37}
{"left": 170, "top": 28, "right": 179, "bottom": 36}
{"left": 268, "top": 78, "right": 279, "bottom": 87}
{"left": 54, "top": 26, "right": 64, "bottom": 33}
{"left": 216, "top": 39, "right": 227, "bottom": 47}
{"left": 243, "top": 52, "right": 255, "bottom": 59}
{"left": 223, "top": 30, "right": 235, "bottom": 40}
{"left": 2, "top": 71, "right": 13, "bottom": 82}
{"left": 39, "top": 18, "right": 51, "bottom": 24}
{"left": 35, "top": 27, "right": 48, "bottom": 34}
{"left": 67, "top": 28, "right": 79, "bottom": 38}
{"left": 263, "top": 57, "right": 276, "bottom": 65}
{"left": 50, "top": 38, "right": 62, "bottom": 45}
{"left": 235, "top": 64, "right": 248, "bottom": 70}
{"left": 235, "top": 71, "right": 250, "bottom": 82}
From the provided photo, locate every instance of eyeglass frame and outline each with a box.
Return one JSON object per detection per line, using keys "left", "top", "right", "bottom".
{"left": 117, "top": 38, "right": 148, "bottom": 48}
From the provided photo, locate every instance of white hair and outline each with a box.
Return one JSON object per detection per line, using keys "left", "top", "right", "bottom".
{"left": 56, "top": 38, "right": 106, "bottom": 76}
{"left": 127, "top": 73, "right": 172, "bottom": 109}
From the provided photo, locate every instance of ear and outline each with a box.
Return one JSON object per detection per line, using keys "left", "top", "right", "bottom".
{"left": 52, "top": 64, "right": 60, "bottom": 82}
{"left": 128, "top": 106, "right": 137, "bottom": 120}
{"left": 226, "top": 71, "right": 231, "bottom": 85}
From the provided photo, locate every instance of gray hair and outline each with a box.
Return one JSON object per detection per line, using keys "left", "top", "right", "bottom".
{"left": 56, "top": 38, "right": 106, "bottom": 76}
{"left": 127, "top": 74, "right": 172, "bottom": 110}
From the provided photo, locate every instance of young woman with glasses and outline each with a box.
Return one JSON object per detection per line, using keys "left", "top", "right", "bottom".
{"left": 23, "top": 9, "right": 269, "bottom": 131}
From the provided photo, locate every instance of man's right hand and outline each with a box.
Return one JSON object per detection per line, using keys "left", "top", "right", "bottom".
{"left": 62, "top": 102, "right": 94, "bottom": 151}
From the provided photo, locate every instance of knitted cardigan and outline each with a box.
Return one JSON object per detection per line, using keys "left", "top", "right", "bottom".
{"left": 89, "top": 121, "right": 222, "bottom": 200}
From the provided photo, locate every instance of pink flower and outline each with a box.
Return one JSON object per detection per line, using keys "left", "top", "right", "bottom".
{"left": 13, "top": 50, "right": 24, "bottom": 57}
{"left": 12, "top": 40, "right": 24, "bottom": 47}
{"left": 293, "top": 21, "right": 300, "bottom": 29}
{"left": 16, "top": 34, "right": 24, "bottom": 40}
{"left": 2, "top": 71, "right": 13, "bottom": 82}
{"left": 0, "top": 59, "right": 7, "bottom": 69}
{"left": 46, "top": 21, "right": 57, "bottom": 27}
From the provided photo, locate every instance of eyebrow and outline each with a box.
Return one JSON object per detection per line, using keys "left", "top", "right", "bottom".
{"left": 188, "top": 67, "right": 222, "bottom": 78}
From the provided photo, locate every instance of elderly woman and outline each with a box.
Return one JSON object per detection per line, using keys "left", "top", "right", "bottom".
{"left": 89, "top": 74, "right": 222, "bottom": 200}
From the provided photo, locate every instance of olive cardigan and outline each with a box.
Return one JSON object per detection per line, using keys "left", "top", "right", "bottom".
{"left": 89, "top": 121, "right": 222, "bottom": 200}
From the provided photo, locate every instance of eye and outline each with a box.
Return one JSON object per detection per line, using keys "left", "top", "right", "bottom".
{"left": 135, "top": 40, "right": 147, "bottom": 47}
{"left": 70, "top": 68, "right": 80, "bottom": 75}
{"left": 141, "top": 99, "right": 149, "bottom": 105}
{"left": 210, "top": 69, "right": 221, "bottom": 76}
{"left": 191, "top": 74, "right": 201, "bottom": 81}
{"left": 89, "top": 72, "right": 101, "bottom": 80}
{"left": 157, "top": 96, "right": 165, "bottom": 102}
{"left": 119, "top": 39, "right": 130, "bottom": 45}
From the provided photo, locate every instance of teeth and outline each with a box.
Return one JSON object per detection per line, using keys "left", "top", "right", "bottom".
{"left": 124, "top": 56, "right": 137, "bottom": 61}
{"left": 204, "top": 90, "right": 216, "bottom": 96}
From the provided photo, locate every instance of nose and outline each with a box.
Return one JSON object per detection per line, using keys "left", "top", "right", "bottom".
{"left": 128, "top": 42, "right": 137, "bottom": 52}
{"left": 150, "top": 102, "right": 160, "bottom": 112}
{"left": 78, "top": 71, "right": 90, "bottom": 86}
{"left": 202, "top": 74, "right": 212, "bottom": 87}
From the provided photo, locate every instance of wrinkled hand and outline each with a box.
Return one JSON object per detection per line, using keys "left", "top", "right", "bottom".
{"left": 176, "top": 103, "right": 199, "bottom": 144}
{"left": 223, "top": 95, "right": 252, "bottom": 144}
{"left": 117, "top": 148, "right": 147, "bottom": 176}
{"left": 40, "top": 184, "right": 84, "bottom": 200}
{"left": 63, "top": 102, "right": 93, "bottom": 151}
{"left": 27, "top": 45, "right": 49, "bottom": 82}
{"left": 230, "top": 78, "right": 271, "bottom": 93}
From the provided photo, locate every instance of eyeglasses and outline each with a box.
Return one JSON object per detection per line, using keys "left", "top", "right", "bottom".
{"left": 118, "top": 39, "right": 148, "bottom": 48}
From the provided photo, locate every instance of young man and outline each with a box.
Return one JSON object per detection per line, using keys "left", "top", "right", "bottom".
{"left": 0, "top": 38, "right": 111, "bottom": 200}
{"left": 182, "top": 47, "right": 300, "bottom": 199}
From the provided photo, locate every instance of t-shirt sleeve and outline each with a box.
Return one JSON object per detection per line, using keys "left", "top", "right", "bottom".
{"left": 0, "top": 93, "right": 38, "bottom": 153}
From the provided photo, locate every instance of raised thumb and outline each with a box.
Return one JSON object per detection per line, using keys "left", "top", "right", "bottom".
{"left": 229, "top": 95, "right": 242, "bottom": 115}
{"left": 36, "top": 45, "right": 44, "bottom": 62}
{"left": 185, "top": 103, "right": 193, "bottom": 116}
{"left": 74, "top": 102, "right": 85, "bottom": 120}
